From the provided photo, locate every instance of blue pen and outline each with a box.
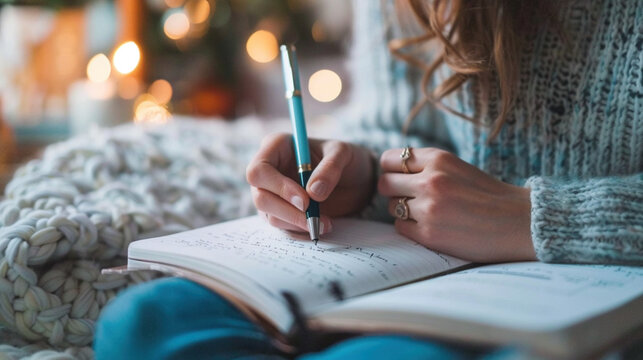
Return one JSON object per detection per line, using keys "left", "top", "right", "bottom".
{"left": 280, "top": 44, "right": 320, "bottom": 245}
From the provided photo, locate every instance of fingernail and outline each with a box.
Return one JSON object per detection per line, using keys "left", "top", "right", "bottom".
{"left": 320, "top": 222, "right": 325, "bottom": 234}
{"left": 290, "top": 196, "right": 305, "bottom": 211}
{"left": 311, "top": 181, "right": 328, "bottom": 197}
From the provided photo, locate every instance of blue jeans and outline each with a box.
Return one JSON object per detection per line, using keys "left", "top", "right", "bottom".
{"left": 94, "top": 278, "right": 505, "bottom": 360}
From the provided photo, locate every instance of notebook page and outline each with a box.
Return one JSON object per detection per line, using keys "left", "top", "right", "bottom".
{"left": 129, "top": 215, "right": 468, "bottom": 313}
{"left": 317, "top": 262, "right": 643, "bottom": 331}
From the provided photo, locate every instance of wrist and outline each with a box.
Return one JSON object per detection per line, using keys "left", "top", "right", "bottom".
{"left": 515, "top": 185, "right": 537, "bottom": 261}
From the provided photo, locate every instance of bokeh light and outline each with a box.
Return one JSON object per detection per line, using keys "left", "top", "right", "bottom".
{"left": 164, "top": 11, "right": 190, "bottom": 40}
{"left": 118, "top": 77, "right": 142, "bottom": 100}
{"left": 246, "top": 30, "right": 278, "bottom": 63}
{"left": 148, "top": 79, "right": 173, "bottom": 105}
{"left": 86, "top": 53, "right": 111, "bottom": 83}
{"left": 311, "top": 21, "right": 327, "bottom": 42}
{"left": 134, "top": 95, "right": 171, "bottom": 124}
{"left": 165, "top": 0, "right": 185, "bottom": 8}
{"left": 308, "top": 69, "right": 342, "bottom": 102}
{"left": 112, "top": 41, "right": 141, "bottom": 75}
{"left": 185, "top": 0, "right": 211, "bottom": 24}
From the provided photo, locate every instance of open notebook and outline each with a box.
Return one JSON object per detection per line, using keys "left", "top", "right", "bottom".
{"left": 121, "top": 216, "right": 643, "bottom": 358}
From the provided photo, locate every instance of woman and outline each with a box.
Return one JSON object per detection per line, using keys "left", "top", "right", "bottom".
{"left": 95, "top": 0, "right": 643, "bottom": 358}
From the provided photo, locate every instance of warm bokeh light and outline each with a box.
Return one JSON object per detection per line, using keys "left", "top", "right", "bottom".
{"left": 164, "top": 11, "right": 190, "bottom": 40}
{"left": 118, "top": 77, "right": 142, "bottom": 100}
{"left": 165, "top": 0, "right": 185, "bottom": 8}
{"left": 148, "top": 79, "right": 173, "bottom": 105}
{"left": 112, "top": 41, "right": 141, "bottom": 75}
{"left": 311, "top": 21, "right": 327, "bottom": 42}
{"left": 134, "top": 93, "right": 157, "bottom": 108}
{"left": 187, "top": 21, "right": 210, "bottom": 39}
{"left": 246, "top": 30, "right": 278, "bottom": 63}
{"left": 85, "top": 80, "right": 117, "bottom": 100}
{"left": 308, "top": 69, "right": 342, "bottom": 102}
{"left": 87, "top": 53, "right": 111, "bottom": 83}
{"left": 134, "top": 97, "right": 171, "bottom": 125}
{"left": 186, "top": 0, "right": 211, "bottom": 24}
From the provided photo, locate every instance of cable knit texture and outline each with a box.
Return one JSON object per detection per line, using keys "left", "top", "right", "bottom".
{"left": 346, "top": 0, "right": 643, "bottom": 264}
{"left": 0, "top": 120, "right": 264, "bottom": 358}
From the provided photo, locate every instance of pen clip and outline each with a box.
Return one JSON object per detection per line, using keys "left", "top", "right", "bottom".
{"left": 280, "top": 44, "right": 301, "bottom": 98}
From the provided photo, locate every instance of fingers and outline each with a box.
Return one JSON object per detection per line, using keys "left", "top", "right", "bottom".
{"left": 380, "top": 147, "right": 454, "bottom": 174}
{"left": 247, "top": 161, "right": 308, "bottom": 211}
{"left": 253, "top": 132, "right": 292, "bottom": 170}
{"left": 394, "top": 219, "right": 423, "bottom": 242}
{"left": 378, "top": 172, "right": 417, "bottom": 197}
{"left": 258, "top": 211, "right": 302, "bottom": 232}
{"left": 247, "top": 133, "right": 309, "bottom": 211}
{"left": 252, "top": 186, "right": 308, "bottom": 230}
{"left": 387, "top": 196, "right": 424, "bottom": 221}
{"left": 253, "top": 187, "right": 333, "bottom": 234}
{"left": 264, "top": 214, "right": 333, "bottom": 235}
{"left": 380, "top": 147, "right": 501, "bottom": 194}
{"left": 307, "top": 141, "right": 352, "bottom": 201}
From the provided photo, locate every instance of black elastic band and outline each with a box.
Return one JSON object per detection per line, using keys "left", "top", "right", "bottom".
{"left": 281, "top": 291, "right": 310, "bottom": 346}
{"left": 329, "top": 281, "right": 345, "bottom": 301}
{"left": 280, "top": 281, "right": 349, "bottom": 354}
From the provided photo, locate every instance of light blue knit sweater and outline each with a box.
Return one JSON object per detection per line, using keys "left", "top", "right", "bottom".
{"left": 345, "top": 0, "right": 642, "bottom": 265}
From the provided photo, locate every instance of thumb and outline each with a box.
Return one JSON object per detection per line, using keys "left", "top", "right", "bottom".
{"left": 306, "top": 141, "right": 352, "bottom": 201}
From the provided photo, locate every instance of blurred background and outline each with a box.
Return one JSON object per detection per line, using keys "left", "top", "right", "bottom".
{"left": 0, "top": 0, "right": 353, "bottom": 190}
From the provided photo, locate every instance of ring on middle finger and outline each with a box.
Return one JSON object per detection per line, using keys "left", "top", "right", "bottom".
{"left": 394, "top": 197, "right": 410, "bottom": 220}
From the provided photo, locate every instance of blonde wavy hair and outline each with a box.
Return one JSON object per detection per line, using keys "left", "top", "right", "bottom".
{"left": 391, "top": 0, "right": 559, "bottom": 138}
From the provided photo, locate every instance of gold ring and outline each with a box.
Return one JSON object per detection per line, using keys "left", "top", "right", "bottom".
{"left": 394, "top": 197, "right": 410, "bottom": 220}
{"left": 400, "top": 146, "right": 411, "bottom": 174}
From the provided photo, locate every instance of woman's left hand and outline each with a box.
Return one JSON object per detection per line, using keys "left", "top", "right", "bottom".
{"left": 378, "top": 147, "right": 536, "bottom": 263}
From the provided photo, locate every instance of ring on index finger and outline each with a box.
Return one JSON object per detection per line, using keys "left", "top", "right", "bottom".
{"left": 400, "top": 146, "right": 412, "bottom": 174}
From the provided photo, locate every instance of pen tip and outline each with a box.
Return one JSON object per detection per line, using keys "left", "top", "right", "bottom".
{"left": 313, "top": 238, "right": 318, "bottom": 246}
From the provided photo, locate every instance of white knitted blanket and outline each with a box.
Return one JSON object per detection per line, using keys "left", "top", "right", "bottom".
{"left": 0, "top": 117, "right": 289, "bottom": 359}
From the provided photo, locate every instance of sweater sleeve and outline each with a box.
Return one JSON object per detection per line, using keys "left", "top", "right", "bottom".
{"left": 343, "top": 0, "right": 454, "bottom": 222}
{"left": 526, "top": 174, "right": 643, "bottom": 265}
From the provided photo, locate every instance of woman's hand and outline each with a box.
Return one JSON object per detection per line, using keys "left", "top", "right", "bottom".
{"left": 378, "top": 147, "right": 536, "bottom": 263}
{"left": 247, "top": 133, "right": 375, "bottom": 234}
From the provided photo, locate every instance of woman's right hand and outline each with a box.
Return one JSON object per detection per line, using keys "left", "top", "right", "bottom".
{"left": 246, "top": 133, "right": 375, "bottom": 235}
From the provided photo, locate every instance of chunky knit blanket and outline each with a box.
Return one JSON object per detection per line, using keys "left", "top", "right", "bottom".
{"left": 0, "top": 118, "right": 284, "bottom": 359}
